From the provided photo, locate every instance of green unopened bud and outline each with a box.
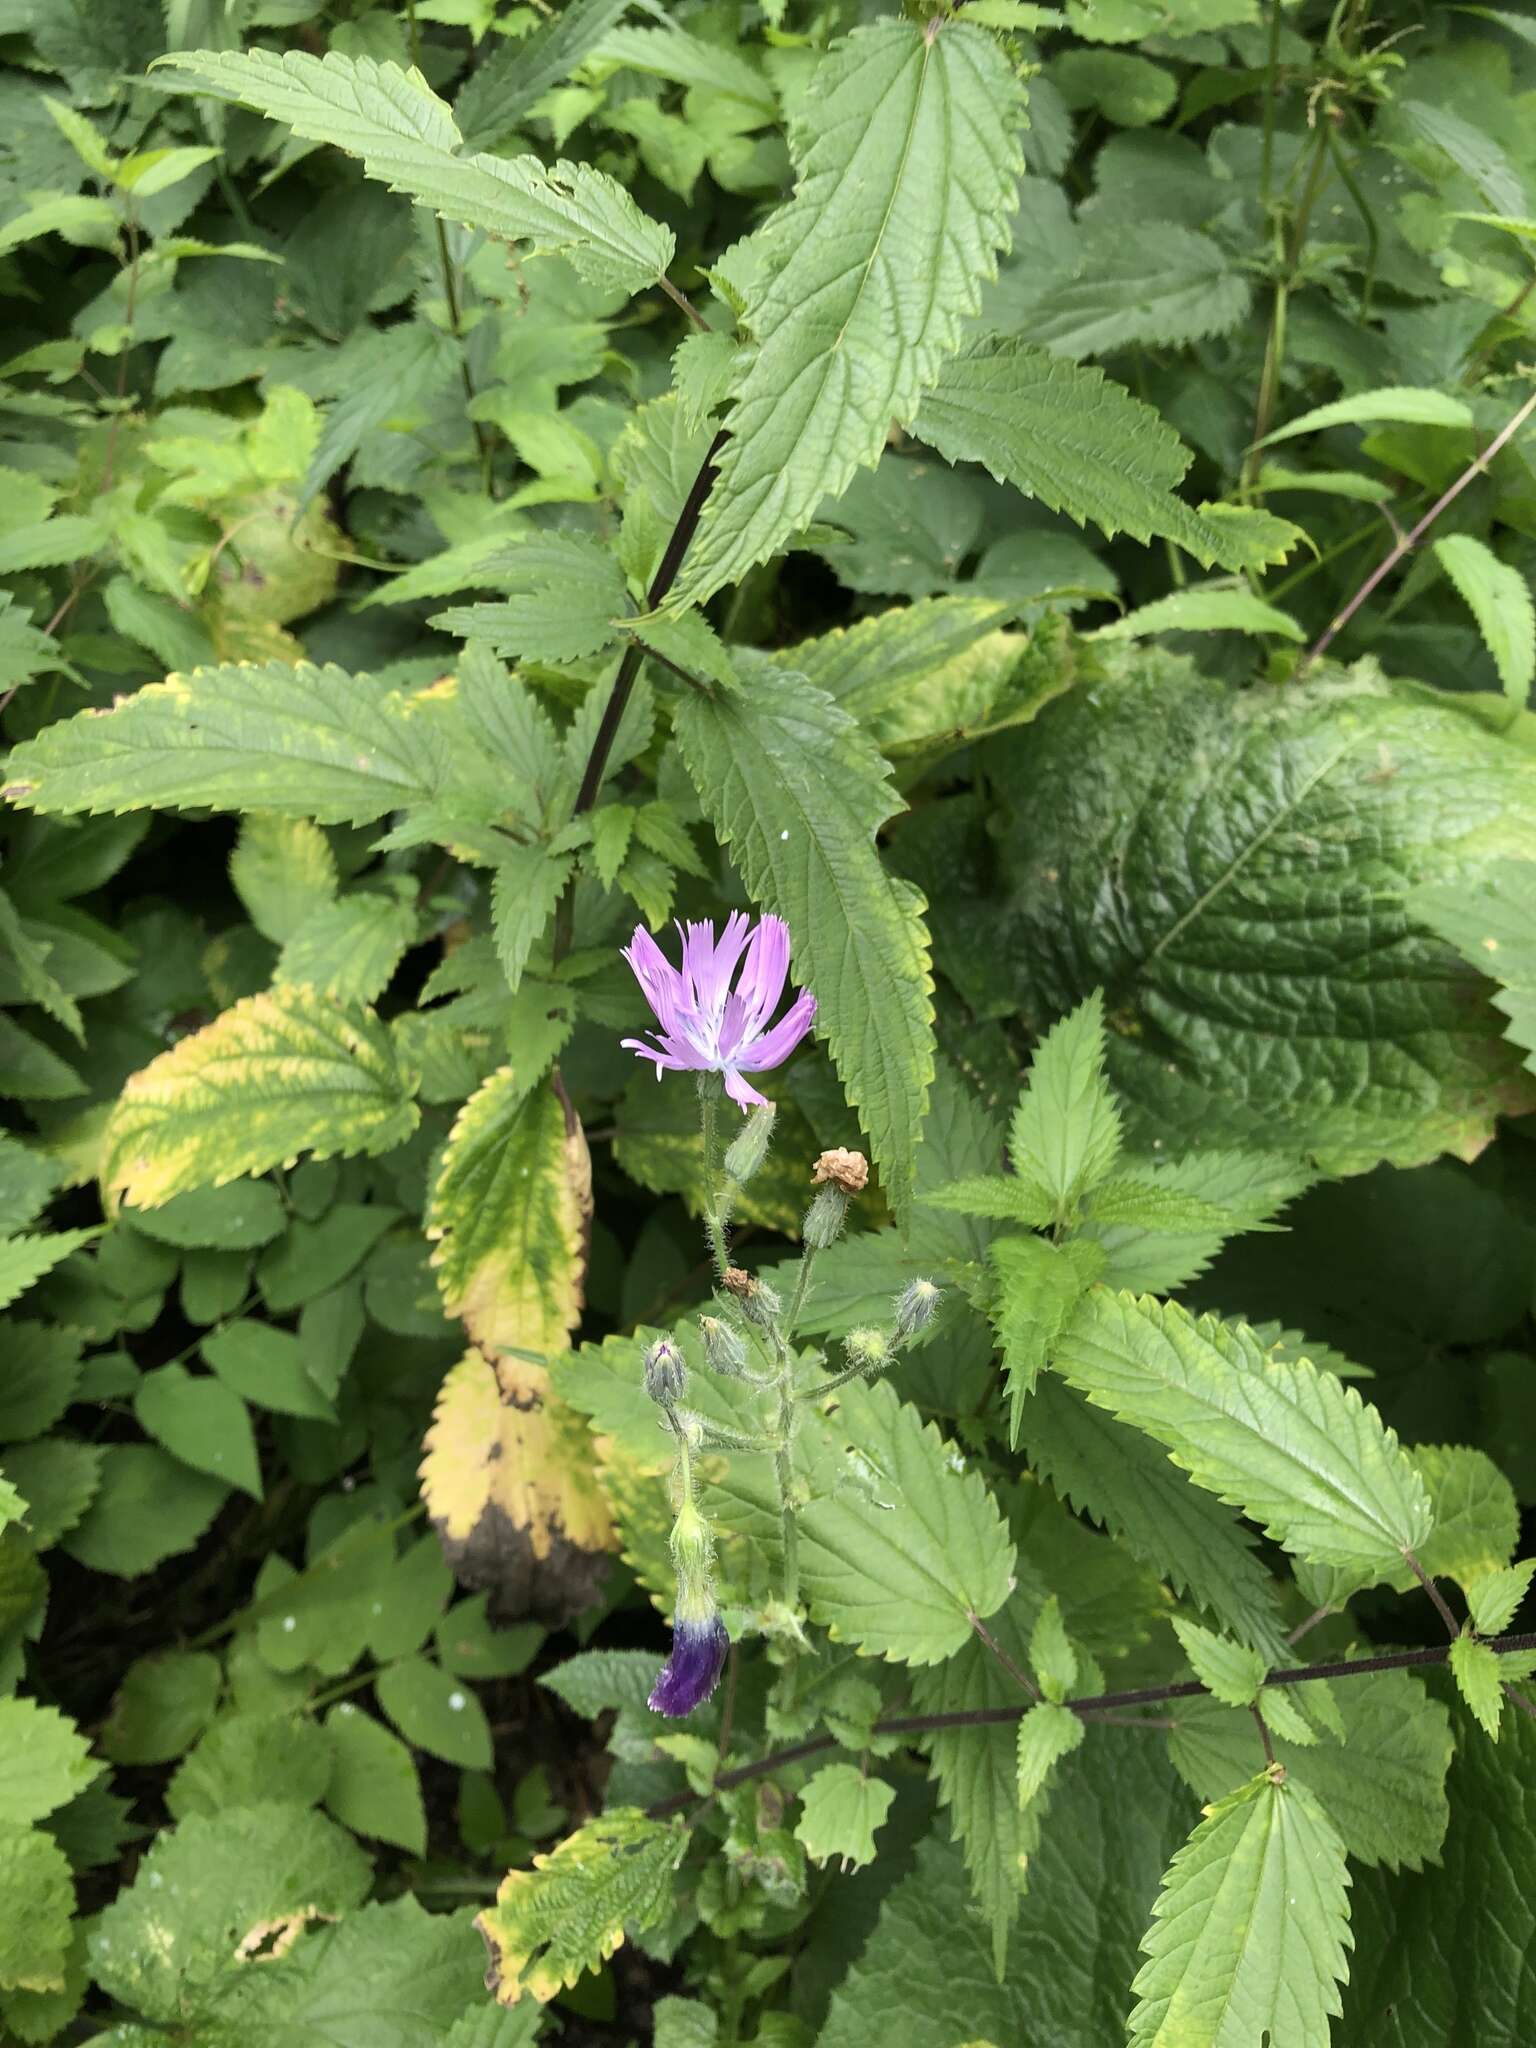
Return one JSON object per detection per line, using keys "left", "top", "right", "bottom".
{"left": 894, "top": 1278, "right": 941, "bottom": 1339}
{"left": 699, "top": 1314, "right": 748, "bottom": 1377}
{"left": 644, "top": 1337, "right": 688, "bottom": 1408}
{"left": 723, "top": 1103, "right": 776, "bottom": 1184}
{"left": 803, "top": 1184, "right": 849, "bottom": 1250}
{"left": 669, "top": 1493, "right": 712, "bottom": 1575}
{"left": 844, "top": 1327, "right": 890, "bottom": 1376}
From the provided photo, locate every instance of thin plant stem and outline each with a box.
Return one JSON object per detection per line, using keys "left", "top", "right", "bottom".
{"left": 1404, "top": 1550, "right": 1462, "bottom": 1642}
{"left": 698, "top": 1083, "right": 729, "bottom": 1282}
{"left": 970, "top": 1613, "right": 1039, "bottom": 1701}
{"left": 1251, "top": 1701, "right": 1276, "bottom": 1766}
{"left": 644, "top": 1631, "right": 1536, "bottom": 1820}
{"left": 659, "top": 273, "right": 709, "bottom": 333}
{"left": 1243, "top": 118, "right": 1333, "bottom": 497}
{"left": 1300, "top": 387, "right": 1536, "bottom": 671}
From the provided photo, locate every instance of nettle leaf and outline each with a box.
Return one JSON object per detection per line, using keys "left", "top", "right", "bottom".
{"left": 1052, "top": 1293, "right": 1433, "bottom": 1578}
{"left": 1410, "top": 858, "right": 1536, "bottom": 1077}
{"left": 454, "top": 0, "right": 633, "bottom": 147}
{"left": 0, "top": 1700, "right": 93, "bottom": 1827}
{"left": 1013, "top": 219, "right": 1251, "bottom": 358}
{"left": 796, "top": 1377, "right": 1014, "bottom": 1665}
{"left": 0, "top": 1232, "right": 98, "bottom": 1313}
{"left": 1431, "top": 535, "right": 1535, "bottom": 704}
{"left": 433, "top": 535, "right": 633, "bottom": 664}
{"left": 229, "top": 815, "right": 337, "bottom": 944}
{"left": 677, "top": 18, "right": 1025, "bottom": 602}
{"left": 1023, "top": 1373, "right": 1289, "bottom": 1659}
{"left": 491, "top": 847, "right": 575, "bottom": 995}
{"left": 477, "top": 1810, "right": 684, "bottom": 2006}
{"left": 1128, "top": 1771, "right": 1351, "bottom": 2048}
{"left": 1449, "top": 1632, "right": 1505, "bottom": 1740}
{"left": 1080, "top": 1149, "right": 1315, "bottom": 1297}
{"left": 427, "top": 1070, "right": 591, "bottom": 1357}
{"left": 0, "top": 1825, "right": 74, "bottom": 1997}
{"left": 102, "top": 987, "right": 418, "bottom": 1209}
{"left": 157, "top": 50, "right": 674, "bottom": 296}
{"left": 912, "top": 341, "right": 1276, "bottom": 573}
{"left": 3, "top": 663, "right": 468, "bottom": 826}
{"left": 1468, "top": 1558, "right": 1535, "bottom": 1637}
{"left": 1172, "top": 1617, "right": 1266, "bottom": 1708}
{"left": 1091, "top": 585, "right": 1305, "bottom": 643}
{"left": 1169, "top": 1669, "right": 1454, "bottom": 1875}
{"left": 1261, "top": 386, "right": 1475, "bottom": 445}
{"left": 1009, "top": 990, "right": 1121, "bottom": 1216}
{"left": 794, "top": 1762, "right": 895, "bottom": 1872}
{"left": 991, "top": 1232, "right": 1105, "bottom": 1435}
{"left": 999, "top": 651, "right": 1536, "bottom": 1170}
{"left": 1016, "top": 1699, "right": 1084, "bottom": 1809}
{"left": 675, "top": 661, "right": 934, "bottom": 1215}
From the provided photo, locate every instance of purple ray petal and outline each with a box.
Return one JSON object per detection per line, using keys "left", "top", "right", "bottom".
{"left": 723, "top": 1067, "right": 770, "bottom": 1109}
{"left": 736, "top": 988, "right": 817, "bottom": 1072}
{"left": 733, "top": 915, "right": 790, "bottom": 1037}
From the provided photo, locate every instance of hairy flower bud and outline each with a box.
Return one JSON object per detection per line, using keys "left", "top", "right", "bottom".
{"left": 669, "top": 1493, "right": 712, "bottom": 1577}
{"left": 723, "top": 1266, "right": 781, "bottom": 1326}
{"left": 723, "top": 1102, "right": 777, "bottom": 1185}
{"left": 812, "top": 1148, "right": 868, "bottom": 1194}
{"left": 699, "top": 1314, "right": 748, "bottom": 1378}
{"left": 643, "top": 1336, "right": 688, "bottom": 1408}
{"left": 894, "top": 1277, "right": 941, "bottom": 1339}
{"left": 803, "top": 1184, "right": 849, "bottom": 1250}
{"left": 844, "top": 1326, "right": 891, "bottom": 1375}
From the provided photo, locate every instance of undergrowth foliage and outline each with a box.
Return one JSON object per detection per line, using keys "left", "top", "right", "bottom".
{"left": 2, "top": 0, "right": 1536, "bottom": 2041}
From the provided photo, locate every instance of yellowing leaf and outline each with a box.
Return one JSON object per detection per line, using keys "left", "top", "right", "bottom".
{"left": 427, "top": 1070, "right": 590, "bottom": 1356}
{"left": 101, "top": 988, "right": 418, "bottom": 1210}
{"left": 420, "top": 1348, "right": 614, "bottom": 1625}
{"left": 477, "top": 1809, "right": 683, "bottom": 2005}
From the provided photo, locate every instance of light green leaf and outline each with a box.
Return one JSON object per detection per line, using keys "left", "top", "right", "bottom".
{"left": 203, "top": 1321, "right": 334, "bottom": 1421}
{"left": 433, "top": 534, "right": 632, "bottom": 664}
{"left": 1468, "top": 1558, "right": 1535, "bottom": 1636}
{"left": 323, "top": 1703, "right": 427, "bottom": 1853}
{"left": 1129, "top": 1770, "right": 1351, "bottom": 2048}
{"left": 0, "top": 1826, "right": 74, "bottom": 1996}
{"left": 675, "top": 660, "right": 934, "bottom": 1215}
{"left": 999, "top": 651, "right": 1536, "bottom": 1170}
{"left": 491, "top": 846, "right": 575, "bottom": 996}
{"left": 102, "top": 987, "right": 418, "bottom": 1210}
{"left": 1091, "top": 585, "right": 1305, "bottom": 643}
{"left": 1083, "top": 1179, "right": 1237, "bottom": 1232}
{"left": 1012, "top": 220, "right": 1250, "bottom": 358}
{"left": 1449, "top": 1632, "right": 1505, "bottom": 1740}
{"left": 134, "top": 1366, "right": 262, "bottom": 1500}
{"left": 1407, "top": 1442, "right": 1520, "bottom": 1587}
{"left": 593, "top": 24, "right": 774, "bottom": 116}
{"left": 1022, "top": 1373, "right": 1290, "bottom": 1658}
{"left": 1081, "top": 1150, "right": 1314, "bottom": 1295}
{"left": 629, "top": 606, "right": 740, "bottom": 691}
{"left": 1172, "top": 1617, "right": 1266, "bottom": 1708}
{"left": 677, "top": 19, "right": 1024, "bottom": 602}
{"left": 477, "top": 1809, "right": 683, "bottom": 2005}
{"left": 0, "top": 1700, "right": 93, "bottom": 1826}
{"left": 911, "top": 340, "right": 1275, "bottom": 573}
{"left": 794, "top": 1762, "right": 895, "bottom": 1871}
{"left": 1016, "top": 1699, "right": 1084, "bottom": 1809}
{"left": 0, "top": 1439, "right": 102, "bottom": 1551}
{"left": 1052, "top": 1292, "right": 1433, "bottom": 1577}
{"left": 1410, "top": 858, "right": 1536, "bottom": 1078}
{"left": 1431, "top": 534, "right": 1535, "bottom": 705}
{"left": 991, "top": 1232, "right": 1105, "bottom": 1437}
{"left": 453, "top": 0, "right": 633, "bottom": 146}
{"left": 100, "top": 1651, "right": 221, "bottom": 1766}
{"left": 1029, "top": 1594, "right": 1078, "bottom": 1703}
{"left": 0, "top": 516, "right": 107, "bottom": 574}
{"left": 229, "top": 815, "right": 337, "bottom": 944}
{"left": 167, "top": 1712, "right": 332, "bottom": 1820}
{"left": 925, "top": 1174, "right": 1055, "bottom": 1225}
{"left": 797, "top": 1377, "right": 1014, "bottom": 1665}
{"left": 3, "top": 662, "right": 470, "bottom": 826}
{"left": 1170, "top": 1670, "right": 1453, "bottom": 1873}
{"left": 1395, "top": 99, "right": 1529, "bottom": 219}
{"left": 1262, "top": 386, "right": 1475, "bottom": 446}
{"left": 157, "top": 49, "right": 674, "bottom": 296}
{"left": 1010, "top": 991, "right": 1121, "bottom": 1216}
{"left": 376, "top": 1654, "right": 493, "bottom": 1769}
{"left": 276, "top": 894, "right": 417, "bottom": 1007}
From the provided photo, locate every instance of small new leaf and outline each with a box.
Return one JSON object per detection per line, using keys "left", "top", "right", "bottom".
{"left": 1432, "top": 534, "right": 1535, "bottom": 705}
{"left": 1009, "top": 992, "right": 1121, "bottom": 1218}
{"left": 1016, "top": 1699, "right": 1084, "bottom": 1811}
{"left": 794, "top": 1763, "right": 895, "bottom": 1872}
{"left": 1172, "top": 1616, "right": 1266, "bottom": 1709}
{"left": 990, "top": 1232, "right": 1105, "bottom": 1441}
{"left": 1468, "top": 1559, "right": 1536, "bottom": 1638}
{"left": 1450, "top": 1632, "right": 1505, "bottom": 1741}
{"left": 1029, "top": 1594, "right": 1077, "bottom": 1703}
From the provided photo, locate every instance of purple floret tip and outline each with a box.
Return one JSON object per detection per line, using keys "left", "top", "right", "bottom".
{"left": 648, "top": 1612, "right": 730, "bottom": 1717}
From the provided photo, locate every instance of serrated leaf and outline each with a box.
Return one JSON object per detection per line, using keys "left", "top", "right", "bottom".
{"left": 1129, "top": 1770, "right": 1351, "bottom": 2048}
{"left": 1083, "top": 1178, "right": 1236, "bottom": 1231}
{"left": 1409, "top": 858, "right": 1536, "bottom": 1078}
{"left": 1407, "top": 1443, "right": 1519, "bottom": 1587}
{"left": 433, "top": 534, "right": 632, "bottom": 664}
{"left": 0, "top": 1232, "right": 97, "bottom": 1313}
{"left": 492, "top": 847, "right": 575, "bottom": 995}
{"left": 3, "top": 663, "right": 461, "bottom": 826}
{"left": 158, "top": 49, "right": 674, "bottom": 296}
{"left": 593, "top": 24, "right": 775, "bottom": 117}
{"left": 454, "top": 0, "right": 632, "bottom": 146}
{"left": 0, "top": 1827, "right": 74, "bottom": 1995}
{"left": 675, "top": 660, "right": 933, "bottom": 1214}
{"left": 0, "top": 1700, "right": 93, "bottom": 1827}
{"left": 1022, "top": 1373, "right": 1290, "bottom": 1658}
{"left": 1016, "top": 1699, "right": 1085, "bottom": 1808}
{"left": 1052, "top": 1292, "right": 1433, "bottom": 1577}
{"left": 229, "top": 815, "right": 337, "bottom": 944}
{"left": 796, "top": 1377, "right": 1014, "bottom": 1665}
{"left": 991, "top": 1231, "right": 1105, "bottom": 1436}
{"left": 1432, "top": 535, "right": 1535, "bottom": 704}
{"left": 677, "top": 19, "right": 1024, "bottom": 602}
{"left": 1449, "top": 1632, "right": 1505, "bottom": 1739}
{"left": 167, "top": 1713, "right": 331, "bottom": 1821}
{"left": 1029, "top": 1594, "right": 1077, "bottom": 1702}
{"left": 1468, "top": 1558, "right": 1536, "bottom": 1636}
{"left": 1172, "top": 1617, "right": 1266, "bottom": 1708}
{"left": 60, "top": 1444, "right": 228, "bottom": 1578}
{"left": 1092, "top": 586, "right": 1304, "bottom": 643}
{"left": 100, "top": 1651, "right": 221, "bottom": 1766}
{"left": 999, "top": 651, "right": 1536, "bottom": 1171}
{"left": 1010, "top": 991, "right": 1121, "bottom": 1215}
{"left": 102, "top": 987, "right": 417, "bottom": 1209}
{"left": 912, "top": 340, "right": 1287, "bottom": 577}
{"left": 1262, "top": 386, "right": 1475, "bottom": 446}
{"left": 1082, "top": 1150, "right": 1314, "bottom": 1296}
{"left": 276, "top": 894, "right": 416, "bottom": 1007}
{"left": 794, "top": 1762, "right": 894, "bottom": 1871}
{"left": 477, "top": 1809, "right": 684, "bottom": 2005}
{"left": 629, "top": 606, "right": 739, "bottom": 690}
{"left": 0, "top": 1439, "right": 103, "bottom": 1551}
{"left": 1016, "top": 219, "right": 1250, "bottom": 358}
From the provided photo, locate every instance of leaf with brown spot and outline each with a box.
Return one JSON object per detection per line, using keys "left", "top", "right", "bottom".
{"left": 420, "top": 1349, "right": 614, "bottom": 1624}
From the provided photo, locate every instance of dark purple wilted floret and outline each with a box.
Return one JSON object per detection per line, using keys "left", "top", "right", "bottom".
{"left": 648, "top": 1609, "right": 730, "bottom": 1717}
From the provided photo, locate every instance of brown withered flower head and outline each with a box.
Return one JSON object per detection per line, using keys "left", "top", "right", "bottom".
{"left": 811, "top": 1148, "right": 869, "bottom": 1195}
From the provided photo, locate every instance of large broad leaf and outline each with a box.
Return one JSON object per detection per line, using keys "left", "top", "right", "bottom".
{"left": 1128, "top": 1770, "right": 1351, "bottom": 2048}
{"left": 3, "top": 663, "right": 481, "bottom": 826}
{"left": 477, "top": 1810, "right": 684, "bottom": 2006}
{"left": 157, "top": 49, "right": 673, "bottom": 296}
{"left": 1341, "top": 1702, "right": 1536, "bottom": 2044}
{"left": 102, "top": 988, "right": 418, "bottom": 1209}
{"left": 676, "top": 18, "right": 1024, "bottom": 602}
{"left": 1052, "top": 1292, "right": 1433, "bottom": 1579}
{"left": 912, "top": 340, "right": 1270, "bottom": 572}
{"left": 819, "top": 1732, "right": 1193, "bottom": 2048}
{"left": 1010, "top": 219, "right": 1251, "bottom": 358}
{"left": 675, "top": 661, "right": 933, "bottom": 1214}
{"left": 796, "top": 1377, "right": 1014, "bottom": 1665}
{"left": 993, "top": 651, "right": 1536, "bottom": 1171}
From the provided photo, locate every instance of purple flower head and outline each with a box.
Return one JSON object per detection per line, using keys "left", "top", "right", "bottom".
{"left": 622, "top": 913, "right": 816, "bottom": 1112}
{"left": 648, "top": 1605, "right": 730, "bottom": 1718}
